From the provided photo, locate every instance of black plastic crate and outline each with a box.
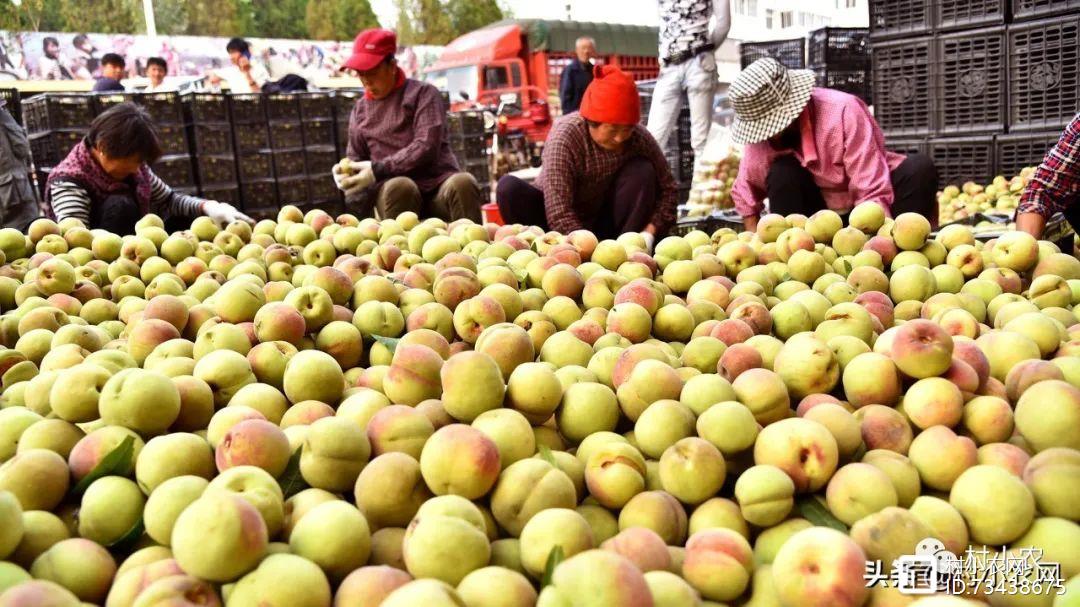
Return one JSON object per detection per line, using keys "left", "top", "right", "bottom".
{"left": 333, "top": 90, "right": 361, "bottom": 122}
{"left": 0, "top": 88, "right": 20, "bottom": 126}
{"left": 140, "top": 92, "right": 184, "bottom": 124}
{"left": 1008, "top": 16, "right": 1080, "bottom": 133}
{"left": 190, "top": 122, "right": 234, "bottom": 155}
{"left": 304, "top": 146, "right": 337, "bottom": 175}
{"left": 234, "top": 123, "right": 271, "bottom": 152}
{"left": 270, "top": 121, "right": 304, "bottom": 149}
{"left": 873, "top": 37, "right": 934, "bottom": 136}
{"left": 808, "top": 28, "right": 870, "bottom": 68}
{"left": 195, "top": 154, "right": 237, "bottom": 187}
{"left": 182, "top": 93, "right": 229, "bottom": 124}
{"left": 308, "top": 174, "right": 340, "bottom": 204}
{"left": 303, "top": 119, "right": 335, "bottom": 148}
{"left": 1013, "top": 0, "right": 1080, "bottom": 21}
{"left": 240, "top": 178, "right": 277, "bottom": 210}
{"left": 885, "top": 138, "right": 930, "bottom": 158}
{"left": 273, "top": 148, "right": 307, "bottom": 178}
{"left": 228, "top": 93, "right": 267, "bottom": 125}
{"left": 447, "top": 111, "right": 485, "bottom": 136}
{"left": 157, "top": 123, "right": 189, "bottom": 156}
{"left": 153, "top": 154, "right": 195, "bottom": 187}
{"left": 935, "top": 0, "right": 1006, "bottom": 31}
{"left": 870, "top": 0, "right": 931, "bottom": 39}
{"left": 199, "top": 184, "right": 240, "bottom": 206}
{"left": 449, "top": 133, "right": 488, "bottom": 160}
{"left": 740, "top": 39, "right": 805, "bottom": 69}
{"left": 277, "top": 176, "right": 309, "bottom": 205}
{"left": 21, "top": 94, "right": 95, "bottom": 134}
{"left": 93, "top": 92, "right": 135, "bottom": 113}
{"left": 930, "top": 137, "right": 995, "bottom": 187}
{"left": 34, "top": 167, "right": 50, "bottom": 199}
{"left": 266, "top": 94, "right": 300, "bottom": 122}
{"left": 815, "top": 67, "right": 872, "bottom": 105}
{"left": 934, "top": 27, "right": 1006, "bottom": 135}
{"left": 236, "top": 150, "right": 274, "bottom": 182}
{"left": 28, "top": 129, "right": 83, "bottom": 167}
{"left": 995, "top": 131, "right": 1061, "bottom": 178}
{"left": 464, "top": 158, "right": 491, "bottom": 183}
{"left": 298, "top": 92, "right": 334, "bottom": 120}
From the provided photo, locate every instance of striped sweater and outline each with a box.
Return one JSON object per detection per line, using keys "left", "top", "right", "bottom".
{"left": 49, "top": 170, "right": 204, "bottom": 225}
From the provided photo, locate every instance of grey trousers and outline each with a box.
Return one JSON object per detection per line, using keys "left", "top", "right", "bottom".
{"left": 375, "top": 172, "right": 483, "bottom": 223}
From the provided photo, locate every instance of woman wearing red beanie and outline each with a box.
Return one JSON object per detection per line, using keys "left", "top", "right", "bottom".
{"left": 496, "top": 65, "right": 678, "bottom": 244}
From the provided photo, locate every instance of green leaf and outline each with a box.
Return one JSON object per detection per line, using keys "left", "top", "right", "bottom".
{"left": 538, "top": 445, "right": 558, "bottom": 467}
{"left": 843, "top": 259, "right": 853, "bottom": 274}
{"left": 541, "top": 544, "right": 565, "bottom": 588}
{"left": 514, "top": 269, "right": 529, "bottom": 290}
{"left": 109, "top": 518, "right": 145, "bottom": 549}
{"left": 797, "top": 495, "right": 848, "bottom": 532}
{"left": 372, "top": 335, "right": 401, "bottom": 355}
{"left": 278, "top": 447, "right": 308, "bottom": 499}
{"left": 71, "top": 436, "right": 135, "bottom": 496}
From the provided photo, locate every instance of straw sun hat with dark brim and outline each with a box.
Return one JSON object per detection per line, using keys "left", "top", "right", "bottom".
{"left": 730, "top": 58, "right": 816, "bottom": 145}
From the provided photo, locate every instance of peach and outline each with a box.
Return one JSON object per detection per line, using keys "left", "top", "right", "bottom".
{"left": 1014, "top": 379, "right": 1080, "bottom": 451}
{"left": 475, "top": 323, "right": 534, "bottom": 381}
{"left": 1022, "top": 448, "right": 1080, "bottom": 520}
{"left": 584, "top": 441, "right": 647, "bottom": 509}
{"left": 802, "top": 403, "right": 862, "bottom": 460}
{"left": 383, "top": 345, "right": 444, "bottom": 406}
{"left": 908, "top": 496, "right": 969, "bottom": 557}
{"left": 658, "top": 437, "right": 726, "bottom": 505}
{"left": 170, "top": 492, "right": 268, "bottom": 583}
{"left": 334, "top": 566, "right": 412, "bottom": 607}
{"left": 366, "top": 405, "right": 435, "bottom": 460}
{"left": 709, "top": 318, "right": 754, "bottom": 345}
{"left": 682, "top": 528, "right": 754, "bottom": 602}
{"left": 420, "top": 424, "right": 501, "bottom": 499}
{"left": 537, "top": 550, "right": 653, "bottom": 607}
{"left": 717, "top": 343, "right": 762, "bottom": 381}
{"left": 215, "top": 419, "right": 291, "bottom": 477}
{"left": 28, "top": 538, "right": 116, "bottom": 603}
{"left": 602, "top": 527, "right": 671, "bottom": 573}
{"left": 753, "top": 418, "right": 839, "bottom": 493}
{"left": 950, "top": 465, "right": 1035, "bottom": 545}
{"left": 825, "top": 463, "right": 898, "bottom": 526}
{"left": 848, "top": 507, "right": 931, "bottom": 572}
{"left": 441, "top": 351, "right": 505, "bottom": 422}
{"left": 903, "top": 377, "right": 964, "bottom": 430}
{"left": 732, "top": 368, "right": 790, "bottom": 425}
{"left": 855, "top": 404, "right": 914, "bottom": 454}
{"left": 908, "top": 426, "right": 977, "bottom": 491}
{"left": 1005, "top": 359, "right": 1064, "bottom": 402}
{"left": 977, "top": 441, "right": 1030, "bottom": 477}
{"left": 617, "top": 491, "right": 688, "bottom": 546}
{"left": 962, "top": 396, "right": 1013, "bottom": 445}
{"left": 890, "top": 319, "right": 953, "bottom": 379}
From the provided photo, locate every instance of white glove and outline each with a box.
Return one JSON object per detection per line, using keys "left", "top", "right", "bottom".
{"left": 640, "top": 231, "right": 655, "bottom": 254}
{"left": 203, "top": 200, "right": 253, "bottom": 226}
{"left": 333, "top": 159, "right": 374, "bottom": 196}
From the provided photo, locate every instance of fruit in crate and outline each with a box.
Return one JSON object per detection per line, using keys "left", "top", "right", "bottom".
{"left": 687, "top": 154, "right": 739, "bottom": 211}
{"left": 938, "top": 168, "right": 1034, "bottom": 225}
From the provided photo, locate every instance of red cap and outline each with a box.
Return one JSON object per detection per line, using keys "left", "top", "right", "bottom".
{"left": 344, "top": 29, "right": 397, "bottom": 72}
{"left": 579, "top": 65, "right": 641, "bottom": 126}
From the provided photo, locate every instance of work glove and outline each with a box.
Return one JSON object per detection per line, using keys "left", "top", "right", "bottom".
{"left": 333, "top": 159, "right": 375, "bottom": 197}
{"left": 203, "top": 200, "right": 253, "bottom": 226}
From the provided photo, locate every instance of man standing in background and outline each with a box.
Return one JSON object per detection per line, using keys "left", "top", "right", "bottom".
{"left": 648, "top": 0, "right": 731, "bottom": 158}
{"left": 559, "top": 37, "right": 596, "bottom": 114}
{"left": 92, "top": 53, "right": 127, "bottom": 92}
{"left": 143, "top": 57, "right": 171, "bottom": 92}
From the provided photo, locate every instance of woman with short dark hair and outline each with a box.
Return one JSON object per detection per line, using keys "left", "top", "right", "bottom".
{"left": 45, "top": 102, "right": 251, "bottom": 233}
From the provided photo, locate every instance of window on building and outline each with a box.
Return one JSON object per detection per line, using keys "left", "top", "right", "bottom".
{"left": 846, "top": 0, "right": 856, "bottom": 6}
{"left": 765, "top": 8, "right": 774, "bottom": 28}
{"left": 747, "top": 0, "right": 757, "bottom": 16}
{"left": 781, "top": 11, "right": 793, "bottom": 28}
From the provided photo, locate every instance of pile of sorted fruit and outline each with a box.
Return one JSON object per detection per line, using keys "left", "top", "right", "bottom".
{"left": 0, "top": 202, "right": 1077, "bottom": 607}
{"left": 937, "top": 170, "right": 1031, "bottom": 226}
{"left": 683, "top": 155, "right": 740, "bottom": 217}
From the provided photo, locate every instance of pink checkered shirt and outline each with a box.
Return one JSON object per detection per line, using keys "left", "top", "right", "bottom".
{"left": 536, "top": 113, "right": 679, "bottom": 234}
{"left": 732, "top": 88, "right": 906, "bottom": 218}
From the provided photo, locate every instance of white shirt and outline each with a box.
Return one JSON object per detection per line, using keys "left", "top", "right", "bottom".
{"left": 143, "top": 81, "right": 175, "bottom": 93}
{"left": 214, "top": 63, "right": 270, "bottom": 93}
{"left": 658, "top": 0, "right": 732, "bottom": 65}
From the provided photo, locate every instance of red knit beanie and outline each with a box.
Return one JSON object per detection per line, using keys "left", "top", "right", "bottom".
{"left": 579, "top": 65, "right": 641, "bottom": 126}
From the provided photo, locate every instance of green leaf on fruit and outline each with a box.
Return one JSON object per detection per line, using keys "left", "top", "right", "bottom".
{"left": 372, "top": 335, "right": 400, "bottom": 354}
{"left": 71, "top": 436, "right": 135, "bottom": 495}
{"left": 278, "top": 448, "right": 308, "bottom": 499}
{"left": 797, "top": 495, "right": 847, "bottom": 532}
{"left": 514, "top": 269, "right": 529, "bottom": 289}
{"left": 109, "top": 518, "right": 145, "bottom": 549}
{"left": 538, "top": 444, "right": 558, "bottom": 467}
{"left": 541, "top": 544, "right": 564, "bottom": 588}
{"left": 843, "top": 259, "right": 853, "bottom": 274}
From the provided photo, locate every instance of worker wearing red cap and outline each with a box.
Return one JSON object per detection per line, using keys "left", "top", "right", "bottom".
{"left": 496, "top": 65, "right": 678, "bottom": 244}
{"left": 333, "top": 29, "right": 482, "bottom": 222}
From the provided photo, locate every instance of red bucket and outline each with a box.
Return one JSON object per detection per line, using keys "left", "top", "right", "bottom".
{"left": 482, "top": 202, "right": 504, "bottom": 225}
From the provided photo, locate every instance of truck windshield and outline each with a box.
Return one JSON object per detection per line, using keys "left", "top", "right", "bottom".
{"left": 425, "top": 67, "right": 479, "bottom": 103}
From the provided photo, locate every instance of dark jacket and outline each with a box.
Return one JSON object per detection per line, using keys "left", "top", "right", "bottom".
{"left": 92, "top": 77, "right": 124, "bottom": 92}
{"left": 559, "top": 58, "right": 593, "bottom": 114}
{"left": 0, "top": 105, "right": 40, "bottom": 230}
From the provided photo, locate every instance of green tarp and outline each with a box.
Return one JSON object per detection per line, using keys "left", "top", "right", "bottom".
{"left": 485, "top": 19, "right": 660, "bottom": 57}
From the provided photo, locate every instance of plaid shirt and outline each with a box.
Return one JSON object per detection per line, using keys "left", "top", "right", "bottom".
{"left": 1017, "top": 113, "right": 1080, "bottom": 218}
{"left": 536, "top": 113, "right": 678, "bottom": 234}
{"left": 346, "top": 79, "right": 460, "bottom": 194}
{"left": 732, "top": 88, "right": 906, "bottom": 218}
